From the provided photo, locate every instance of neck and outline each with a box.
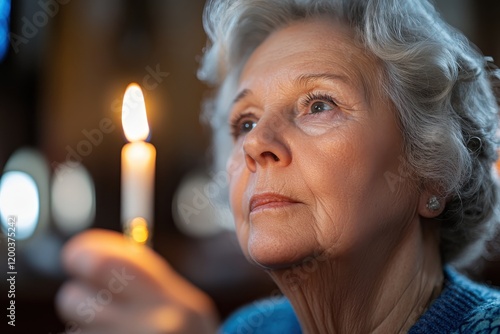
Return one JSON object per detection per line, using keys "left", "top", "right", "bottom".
{"left": 268, "top": 221, "right": 443, "bottom": 334}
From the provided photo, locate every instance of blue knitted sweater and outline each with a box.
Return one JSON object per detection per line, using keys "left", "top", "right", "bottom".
{"left": 220, "top": 266, "right": 500, "bottom": 333}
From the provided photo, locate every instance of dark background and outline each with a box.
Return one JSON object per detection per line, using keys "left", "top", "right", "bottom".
{"left": 0, "top": 0, "right": 499, "bottom": 333}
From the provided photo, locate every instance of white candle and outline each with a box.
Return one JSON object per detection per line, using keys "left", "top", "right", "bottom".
{"left": 121, "top": 83, "right": 155, "bottom": 245}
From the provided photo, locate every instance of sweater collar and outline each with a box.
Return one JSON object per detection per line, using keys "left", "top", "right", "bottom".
{"left": 408, "top": 265, "right": 495, "bottom": 333}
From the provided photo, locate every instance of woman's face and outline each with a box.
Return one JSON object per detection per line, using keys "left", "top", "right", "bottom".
{"left": 227, "top": 18, "right": 419, "bottom": 268}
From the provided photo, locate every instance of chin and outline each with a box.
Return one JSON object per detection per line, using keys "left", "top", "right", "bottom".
{"left": 245, "top": 229, "right": 317, "bottom": 269}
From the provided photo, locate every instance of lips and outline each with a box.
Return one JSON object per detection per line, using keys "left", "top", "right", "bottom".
{"left": 249, "top": 193, "right": 299, "bottom": 213}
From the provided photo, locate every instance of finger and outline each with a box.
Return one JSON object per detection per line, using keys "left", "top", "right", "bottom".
{"left": 56, "top": 281, "right": 191, "bottom": 334}
{"left": 56, "top": 280, "right": 145, "bottom": 330}
{"left": 56, "top": 280, "right": 100, "bottom": 326}
{"left": 56, "top": 280, "right": 121, "bottom": 327}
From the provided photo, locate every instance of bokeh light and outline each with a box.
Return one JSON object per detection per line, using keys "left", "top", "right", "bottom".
{"left": 0, "top": 171, "right": 39, "bottom": 240}
{"left": 0, "top": 0, "right": 10, "bottom": 61}
{"left": 3, "top": 148, "right": 51, "bottom": 238}
{"left": 129, "top": 217, "right": 149, "bottom": 244}
{"left": 51, "top": 162, "right": 95, "bottom": 235}
{"left": 172, "top": 171, "right": 234, "bottom": 238}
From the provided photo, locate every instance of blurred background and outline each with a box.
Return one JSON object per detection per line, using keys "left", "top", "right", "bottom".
{"left": 0, "top": 0, "right": 499, "bottom": 333}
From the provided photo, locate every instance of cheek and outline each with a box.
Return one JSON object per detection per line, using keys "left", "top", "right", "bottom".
{"left": 294, "top": 122, "right": 408, "bottom": 249}
{"left": 227, "top": 150, "right": 249, "bottom": 223}
{"left": 294, "top": 141, "right": 353, "bottom": 247}
{"left": 227, "top": 149, "right": 255, "bottom": 259}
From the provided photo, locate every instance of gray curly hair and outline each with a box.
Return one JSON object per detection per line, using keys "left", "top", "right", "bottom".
{"left": 198, "top": 0, "right": 500, "bottom": 267}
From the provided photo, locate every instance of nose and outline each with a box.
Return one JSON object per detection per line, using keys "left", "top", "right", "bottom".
{"left": 243, "top": 114, "right": 292, "bottom": 172}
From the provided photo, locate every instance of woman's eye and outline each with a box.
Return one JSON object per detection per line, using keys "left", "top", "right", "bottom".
{"left": 240, "top": 120, "right": 257, "bottom": 133}
{"left": 301, "top": 93, "right": 338, "bottom": 115}
{"left": 230, "top": 115, "right": 257, "bottom": 139}
{"left": 310, "top": 101, "right": 334, "bottom": 114}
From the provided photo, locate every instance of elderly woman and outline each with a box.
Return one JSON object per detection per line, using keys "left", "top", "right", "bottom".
{"left": 56, "top": 0, "right": 500, "bottom": 333}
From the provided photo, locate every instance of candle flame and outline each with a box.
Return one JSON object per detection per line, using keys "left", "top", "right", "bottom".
{"left": 122, "top": 83, "right": 149, "bottom": 142}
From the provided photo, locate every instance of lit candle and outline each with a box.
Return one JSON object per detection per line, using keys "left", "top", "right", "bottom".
{"left": 121, "top": 83, "right": 155, "bottom": 245}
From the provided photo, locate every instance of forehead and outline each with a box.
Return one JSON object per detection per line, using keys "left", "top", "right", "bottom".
{"left": 238, "top": 18, "right": 382, "bottom": 99}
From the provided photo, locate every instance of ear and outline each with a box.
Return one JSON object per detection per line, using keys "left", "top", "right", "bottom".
{"left": 418, "top": 190, "right": 445, "bottom": 218}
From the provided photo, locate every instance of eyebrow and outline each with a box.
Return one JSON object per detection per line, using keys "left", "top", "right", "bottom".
{"left": 232, "top": 88, "right": 251, "bottom": 105}
{"left": 294, "top": 73, "right": 351, "bottom": 87}
{"left": 231, "top": 73, "right": 352, "bottom": 105}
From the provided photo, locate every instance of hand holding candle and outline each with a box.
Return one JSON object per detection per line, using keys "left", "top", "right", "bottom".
{"left": 121, "top": 83, "right": 155, "bottom": 245}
